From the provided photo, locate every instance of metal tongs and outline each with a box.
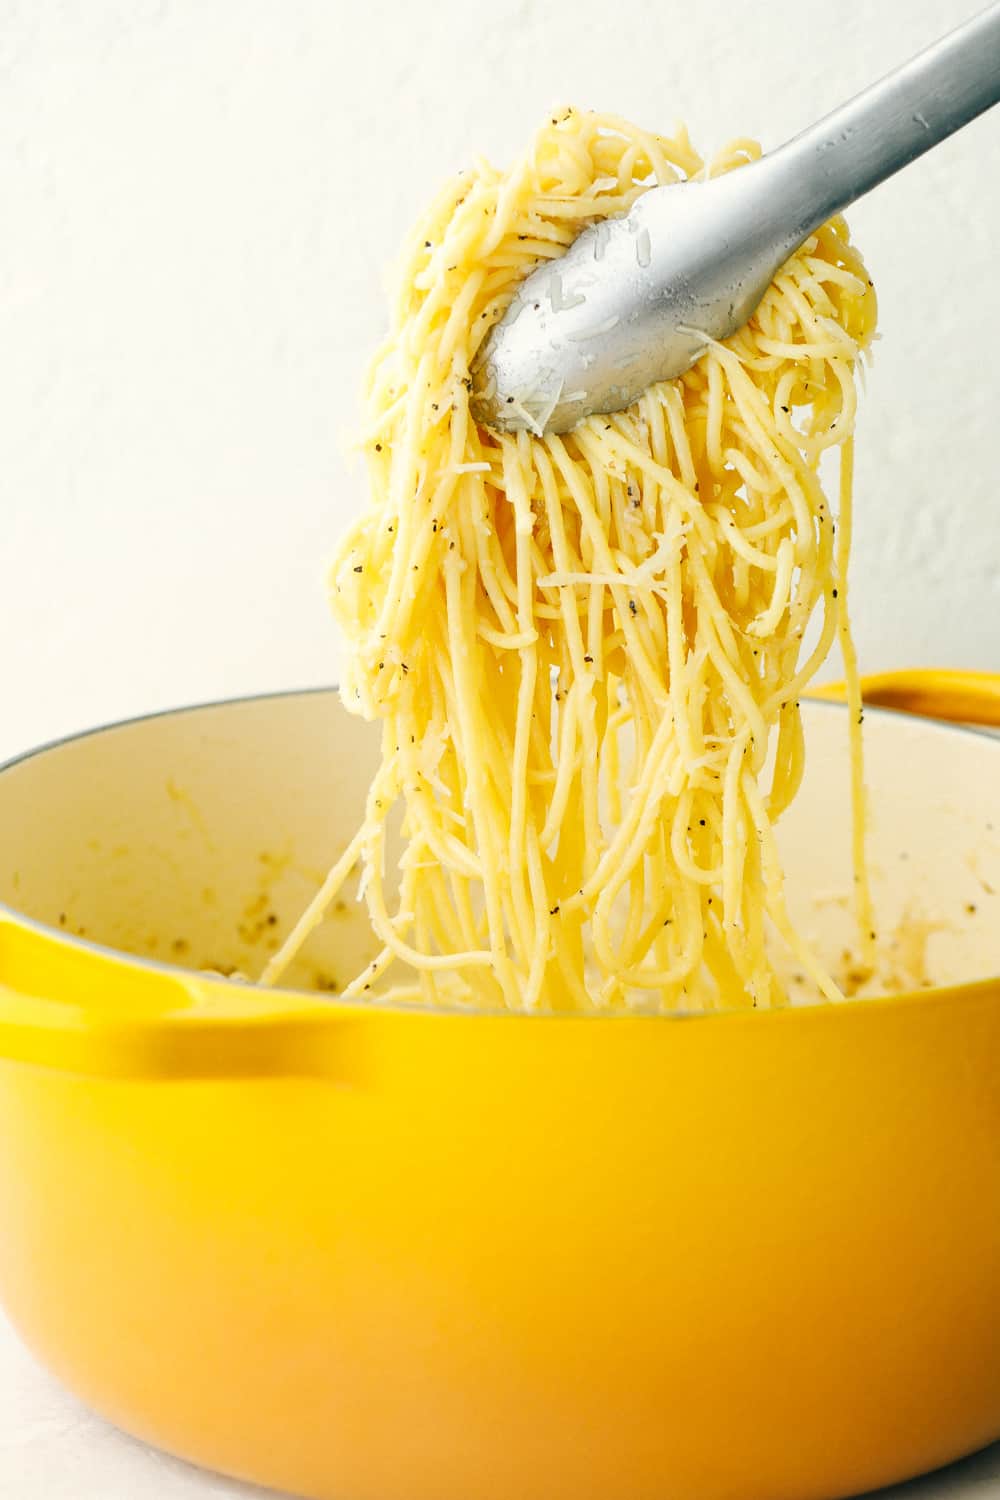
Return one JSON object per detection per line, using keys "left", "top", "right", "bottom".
{"left": 472, "top": 3, "right": 1000, "bottom": 435}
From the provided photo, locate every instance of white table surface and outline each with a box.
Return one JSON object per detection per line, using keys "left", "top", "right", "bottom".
{"left": 1, "top": 1310, "right": 998, "bottom": 1499}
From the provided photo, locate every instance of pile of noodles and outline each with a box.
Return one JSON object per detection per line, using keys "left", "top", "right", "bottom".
{"left": 264, "top": 108, "right": 877, "bottom": 1013}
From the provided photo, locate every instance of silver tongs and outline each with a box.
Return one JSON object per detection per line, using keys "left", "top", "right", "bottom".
{"left": 472, "top": 2, "right": 1000, "bottom": 435}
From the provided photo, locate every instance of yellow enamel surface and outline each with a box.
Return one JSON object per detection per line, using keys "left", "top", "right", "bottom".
{"left": 0, "top": 993, "right": 998, "bottom": 1500}
{"left": 0, "top": 670, "right": 996, "bottom": 1500}
{"left": 812, "top": 667, "right": 1000, "bottom": 726}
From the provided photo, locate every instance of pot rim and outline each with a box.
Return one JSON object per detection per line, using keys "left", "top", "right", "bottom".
{"left": 0, "top": 685, "right": 997, "bottom": 1028}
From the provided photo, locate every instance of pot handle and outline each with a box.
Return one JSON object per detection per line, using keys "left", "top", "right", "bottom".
{"left": 810, "top": 668, "right": 1000, "bottom": 728}
{"left": 0, "top": 933, "right": 358, "bottom": 1080}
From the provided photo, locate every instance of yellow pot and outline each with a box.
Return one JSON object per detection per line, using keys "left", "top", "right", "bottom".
{"left": 0, "top": 672, "right": 998, "bottom": 1500}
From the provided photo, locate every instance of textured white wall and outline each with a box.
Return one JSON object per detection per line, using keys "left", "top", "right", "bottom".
{"left": 2, "top": 0, "right": 998, "bottom": 760}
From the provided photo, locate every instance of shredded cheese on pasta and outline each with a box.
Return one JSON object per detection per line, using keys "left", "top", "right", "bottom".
{"left": 263, "top": 108, "right": 877, "bottom": 1012}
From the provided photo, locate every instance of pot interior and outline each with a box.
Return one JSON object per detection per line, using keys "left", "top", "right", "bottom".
{"left": 0, "top": 693, "right": 997, "bottom": 1005}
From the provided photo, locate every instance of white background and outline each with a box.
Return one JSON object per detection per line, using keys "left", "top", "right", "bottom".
{"left": 1, "top": 0, "right": 999, "bottom": 1495}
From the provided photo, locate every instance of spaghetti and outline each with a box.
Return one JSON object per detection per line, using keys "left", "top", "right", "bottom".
{"left": 263, "top": 108, "right": 877, "bottom": 1012}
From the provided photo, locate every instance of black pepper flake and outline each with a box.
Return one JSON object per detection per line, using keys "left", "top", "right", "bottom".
{"left": 967, "top": 902, "right": 978, "bottom": 914}
{"left": 549, "top": 904, "right": 560, "bottom": 915}
{"left": 375, "top": 443, "right": 382, "bottom": 452}
{"left": 583, "top": 654, "right": 593, "bottom": 663}
{"left": 424, "top": 240, "right": 431, "bottom": 248}
{"left": 832, "top": 588, "right": 838, "bottom": 598}
{"left": 781, "top": 405, "right": 789, "bottom": 413}
{"left": 353, "top": 565, "right": 363, "bottom": 573}
{"left": 699, "top": 819, "right": 706, "bottom": 826}
{"left": 401, "top": 663, "right": 409, "bottom": 673}
{"left": 628, "top": 599, "right": 637, "bottom": 615}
